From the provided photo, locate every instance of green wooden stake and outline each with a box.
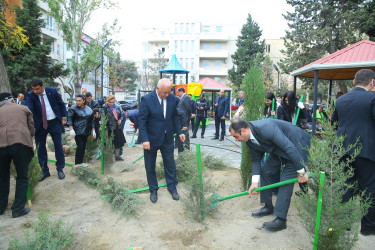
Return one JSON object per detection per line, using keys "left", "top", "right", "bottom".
{"left": 196, "top": 144, "right": 205, "bottom": 221}
{"left": 120, "top": 155, "right": 144, "bottom": 172}
{"left": 27, "top": 185, "right": 31, "bottom": 206}
{"left": 313, "top": 171, "right": 325, "bottom": 250}
{"left": 294, "top": 94, "right": 304, "bottom": 125}
{"left": 270, "top": 98, "right": 276, "bottom": 119}
{"left": 101, "top": 121, "right": 105, "bottom": 175}
{"left": 47, "top": 159, "right": 74, "bottom": 167}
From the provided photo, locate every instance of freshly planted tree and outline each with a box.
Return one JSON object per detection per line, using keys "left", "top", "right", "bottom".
{"left": 240, "top": 61, "right": 265, "bottom": 189}
{"left": 296, "top": 118, "right": 371, "bottom": 249}
{"left": 228, "top": 13, "right": 265, "bottom": 88}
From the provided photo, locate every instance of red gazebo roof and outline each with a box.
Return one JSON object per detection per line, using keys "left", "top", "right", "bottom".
{"left": 291, "top": 40, "right": 375, "bottom": 80}
{"left": 197, "top": 77, "right": 231, "bottom": 92}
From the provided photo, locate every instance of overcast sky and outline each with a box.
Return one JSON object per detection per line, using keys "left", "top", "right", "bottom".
{"left": 85, "top": 0, "right": 293, "bottom": 61}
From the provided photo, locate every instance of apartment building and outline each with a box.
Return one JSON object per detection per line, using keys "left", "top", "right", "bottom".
{"left": 142, "top": 21, "right": 241, "bottom": 84}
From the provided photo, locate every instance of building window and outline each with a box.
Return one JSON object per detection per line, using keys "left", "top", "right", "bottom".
{"left": 180, "top": 40, "right": 183, "bottom": 52}
{"left": 214, "top": 77, "right": 222, "bottom": 83}
{"left": 215, "top": 43, "right": 222, "bottom": 49}
{"left": 185, "top": 40, "right": 189, "bottom": 52}
{"left": 203, "top": 26, "right": 210, "bottom": 32}
{"left": 180, "top": 58, "right": 183, "bottom": 66}
{"left": 175, "top": 23, "right": 178, "bottom": 33}
{"left": 180, "top": 23, "right": 184, "bottom": 33}
{"left": 266, "top": 44, "right": 271, "bottom": 53}
{"left": 203, "top": 43, "right": 209, "bottom": 50}
{"left": 191, "top": 59, "right": 194, "bottom": 70}
{"left": 142, "top": 42, "right": 148, "bottom": 53}
{"left": 215, "top": 60, "right": 222, "bottom": 66}
{"left": 66, "top": 42, "right": 71, "bottom": 51}
{"left": 161, "top": 45, "right": 165, "bottom": 53}
{"left": 43, "top": 14, "right": 55, "bottom": 31}
{"left": 50, "top": 41, "right": 55, "bottom": 53}
{"left": 191, "top": 40, "right": 194, "bottom": 51}
{"left": 186, "top": 23, "right": 189, "bottom": 33}
{"left": 142, "top": 59, "right": 147, "bottom": 70}
{"left": 185, "top": 58, "right": 188, "bottom": 69}
{"left": 66, "top": 59, "right": 72, "bottom": 70}
{"left": 174, "top": 40, "right": 178, "bottom": 51}
{"left": 202, "top": 60, "right": 209, "bottom": 67}
{"left": 216, "top": 26, "right": 222, "bottom": 32}
{"left": 191, "top": 23, "right": 195, "bottom": 33}
{"left": 57, "top": 44, "right": 60, "bottom": 56}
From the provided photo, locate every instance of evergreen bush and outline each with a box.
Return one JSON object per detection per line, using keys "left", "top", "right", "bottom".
{"left": 8, "top": 212, "right": 76, "bottom": 250}
{"left": 83, "top": 136, "right": 100, "bottom": 163}
{"left": 100, "top": 114, "right": 114, "bottom": 169}
{"left": 240, "top": 61, "right": 265, "bottom": 189}
{"left": 295, "top": 119, "right": 371, "bottom": 249}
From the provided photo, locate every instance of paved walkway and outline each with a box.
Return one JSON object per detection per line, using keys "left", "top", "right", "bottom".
{"left": 123, "top": 119, "right": 242, "bottom": 169}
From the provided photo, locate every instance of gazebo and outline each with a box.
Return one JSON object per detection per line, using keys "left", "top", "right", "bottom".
{"left": 197, "top": 77, "right": 233, "bottom": 119}
{"left": 290, "top": 40, "right": 375, "bottom": 134}
{"left": 159, "top": 54, "right": 189, "bottom": 84}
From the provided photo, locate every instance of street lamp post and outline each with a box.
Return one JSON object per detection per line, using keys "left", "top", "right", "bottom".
{"left": 273, "top": 64, "right": 280, "bottom": 95}
{"left": 94, "top": 63, "right": 101, "bottom": 100}
{"left": 101, "top": 39, "right": 112, "bottom": 98}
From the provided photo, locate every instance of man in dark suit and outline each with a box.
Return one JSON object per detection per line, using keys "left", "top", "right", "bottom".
{"left": 16, "top": 93, "right": 25, "bottom": 105}
{"left": 188, "top": 94, "right": 196, "bottom": 130}
{"left": 25, "top": 78, "right": 67, "bottom": 181}
{"left": 213, "top": 89, "right": 229, "bottom": 141}
{"left": 138, "top": 78, "right": 185, "bottom": 203}
{"left": 126, "top": 109, "right": 141, "bottom": 144}
{"left": 332, "top": 69, "right": 375, "bottom": 236}
{"left": 229, "top": 119, "right": 310, "bottom": 231}
{"left": 176, "top": 87, "right": 191, "bottom": 152}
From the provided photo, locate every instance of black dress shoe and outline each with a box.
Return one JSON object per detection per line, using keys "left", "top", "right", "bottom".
{"left": 0, "top": 210, "right": 4, "bottom": 215}
{"left": 191, "top": 134, "right": 197, "bottom": 138}
{"left": 58, "top": 171, "right": 65, "bottom": 180}
{"left": 212, "top": 137, "right": 219, "bottom": 140}
{"left": 39, "top": 172, "right": 51, "bottom": 182}
{"left": 263, "top": 217, "right": 287, "bottom": 231}
{"left": 219, "top": 137, "right": 224, "bottom": 141}
{"left": 171, "top": 192, "right": 180, "bottom": 200}
{"left": 150, "top": 190, "right": 158, "bottom": 203}
{"left": 360, "top": 229, "right": 375, "bottom": 236}
{"left": 12, "top": 207, "right": 30, "bottom": 218}
{"left": 201, "top": 135, "right": 204, "bottom": 138}
{"left": 252, "top": 205, "right": 274, "bottom": 218}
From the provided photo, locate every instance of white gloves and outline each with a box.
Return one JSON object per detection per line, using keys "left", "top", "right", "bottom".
{"left": 70, "top": 129, "right": 76, "bottom": 137}
{"left": 297, "top": 102, "right": 305, "bottom": 109}
{"left": 92, "top": 130, "right": 96, "bottom": 139}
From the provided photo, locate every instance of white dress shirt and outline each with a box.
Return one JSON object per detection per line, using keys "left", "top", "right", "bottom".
{"left": 156, "top": 91, "right": 167, "bottom": 119}
{"left": 39, "top": 89, "right": 56, "bottom": 120}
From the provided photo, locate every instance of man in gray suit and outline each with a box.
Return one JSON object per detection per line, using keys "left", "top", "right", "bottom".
{"left": 229, "top": 119, "right": 310, "bottom": 231}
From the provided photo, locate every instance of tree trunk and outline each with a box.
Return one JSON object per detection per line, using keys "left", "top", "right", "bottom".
{"left": 0, "top": 52, "right": 11, "bottom": 93}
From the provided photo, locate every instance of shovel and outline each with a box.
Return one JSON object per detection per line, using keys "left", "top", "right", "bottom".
{"left": 209, "top": 173, "right": 314, "bottom": 208}
{"left": 128, "top": 132, "right": 135, "bottom": 147}
{"left": 120, "top": 154, "right": 144, "bottom": 172}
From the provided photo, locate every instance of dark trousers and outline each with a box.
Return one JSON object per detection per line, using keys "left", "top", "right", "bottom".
{"left": 193, "top": 116, "right": 207, "bottom": 136}
{"left": 144, "top": 135, "right": 178, "bottom": 193}
{"left": 74, "top": 135, "right": 88, "bottom": 164}
{"left": 342, "top": 156, "right": 375, "bottom": 232}
{"left": 214, "top": 116, "right": 226, "bottom": 138}
{"left": 260, "top": 155, "right": 295, "bottom": 219}
{"left": 190, "top": 118, "right": 195, "bottom": 130}
{"left": 176, "top": 130, "right": 190, "bottom": 153}
{"left": 0, "top": 144, "right": 33, "bottom": 214}
{"left": 35, "top": 119, "right": 65, "bottom": 175}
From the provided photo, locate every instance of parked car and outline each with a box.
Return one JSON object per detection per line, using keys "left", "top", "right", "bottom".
{"left": 119, "top": 97, "right": 138, "bottom": 111}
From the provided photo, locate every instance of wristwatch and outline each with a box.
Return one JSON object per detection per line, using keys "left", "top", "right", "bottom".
{"left": 298, "top": 172, "right": 305, "bottom": 177}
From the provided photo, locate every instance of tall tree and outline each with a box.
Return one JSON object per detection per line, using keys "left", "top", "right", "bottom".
{"left": 145, "top": 49, "right": 168, "bottom": 89}
{"left": 0, "top": 0, "right": 29, "bottom": 93}
{"left": 359, "top": 0, "right": 375, "bottom": 41}
{"left": 280, "top": 0, "right": 367, "bottom": 92}
{"left": 44, "top": 0, "right": 114, "bottom": 94}
{"left": 228, "top": 13, "right": 265, "bottom": 87}
{"left": 2, "top": 0, "right": 67, "bottom": 96}
{"left": 109, "top": 53, "right": 139, "bottom": 91}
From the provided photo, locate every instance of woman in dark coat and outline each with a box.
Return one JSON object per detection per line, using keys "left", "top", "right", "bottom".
{"left": 101, "top": 95, "right": 126, "bottom": 161}
{"left": 67, "top": 95, "right": 95, "bottom": 166}
{"left": 264, "top": 92, "right": 277, "bottom": 118}
{"left": 277, "top": 91, "right": 307, "bottom": 128}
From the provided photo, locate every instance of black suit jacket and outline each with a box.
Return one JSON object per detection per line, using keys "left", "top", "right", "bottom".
{"left": 246, "top": 119, "right": 311, "bottom": 176}
{"left": 177, "top": 94, "right": 191, "bottom": 126}
{"left": 332, "top": 87, "right": 375, "bottom": 162}
{"left": 138, "top": 90, "right": 182, "bottom": 148}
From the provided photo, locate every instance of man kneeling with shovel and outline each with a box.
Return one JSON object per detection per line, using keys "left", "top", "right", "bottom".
{"left": 229, "top": 119, "right": 310, "bottom": 231}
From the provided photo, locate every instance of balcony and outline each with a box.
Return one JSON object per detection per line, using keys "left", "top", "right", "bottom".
{"left": 200, "top": 33, "right": 229, "bottom": 41}
{"left": 199, "top": 68, "right": 228, "bottom": 76}
{"left": 148, "top": 31, "right": 169, "bottom": 42}
{"left": 199, "top": 50, "right": 228, "bottom": 59}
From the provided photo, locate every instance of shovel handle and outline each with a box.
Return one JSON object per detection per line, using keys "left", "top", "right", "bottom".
{"left": 218, "top": 173, "right": 314, "bottom": 202}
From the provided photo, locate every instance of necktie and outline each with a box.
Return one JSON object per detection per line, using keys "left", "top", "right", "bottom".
{"left": 161, "top": 99, "right": 164, "bottom": 116}
{"left": 41, "top": 94, "right": 48, "bottom": 129}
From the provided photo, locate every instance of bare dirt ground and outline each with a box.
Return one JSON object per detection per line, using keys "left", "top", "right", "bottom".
{"left": 1, "top": 142, "right": 374, "bottom": 249}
